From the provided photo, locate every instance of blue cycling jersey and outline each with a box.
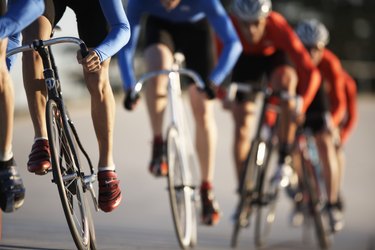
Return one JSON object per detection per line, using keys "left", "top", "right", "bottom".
{"left": 0, "top": 0, "right": 44, "bottom": 70}
{"left": 0, "top": 0, "right": 44, "bottom": 39}
{"left": 118, "top": 0, "right": 242, "bottom": 90}
{"left": 94, "top": 0, "right": 130, "bottom": 62}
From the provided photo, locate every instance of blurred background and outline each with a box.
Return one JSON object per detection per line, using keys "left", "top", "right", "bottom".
{"left": 221, "top": 0, "right": 375, "bottom": 93}
{"left": 10, "top": 0, "right": 374, "bottom": 113}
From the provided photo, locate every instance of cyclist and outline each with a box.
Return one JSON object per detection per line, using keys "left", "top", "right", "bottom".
{"left": 21, "top": 0, "right": 130, "bottom": 213}
{"left": 118, "top": 0, "right": 242, "bottom": 225}
{"left": 217, "top": 0, "right": 320, "bottom": 184}
{"left": 295, "top": 19, "right": 347, "bottom": 232}
{"left": 0, "top": 0, "right": 45, "bottom": 212}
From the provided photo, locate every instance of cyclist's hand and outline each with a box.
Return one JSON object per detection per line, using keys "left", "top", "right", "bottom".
{"left": 123, "top": 90, "right": 140, "bottom": 111}
{"left": 77, "top": 50, "right": 101, "bottom": 73}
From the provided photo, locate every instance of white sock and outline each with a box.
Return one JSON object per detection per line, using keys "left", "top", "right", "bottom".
{"left": 98, "top": 166, "right": 116, "bottom": 172}
{"left": 0, "top": 151, "right": 13, "bottom": 162}
{"left": 34, "top": 137, "right": 48, "bottom": 143}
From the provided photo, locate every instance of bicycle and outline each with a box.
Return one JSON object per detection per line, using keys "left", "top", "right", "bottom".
{"left": 7, "top": 37, "right": 98, "bottom": 250}
{"left": 229, "top": 82, "right": 298, "bottom": 248}
{"left": 129, "top": 53, "right": 208, "bottom": 249}
{"left": 294, "top": 126, "right": 333, "bottom": 249}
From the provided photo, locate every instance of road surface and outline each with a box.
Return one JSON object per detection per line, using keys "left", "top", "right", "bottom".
{"left": 1, "top": 95, "right": 374, "bottom": 250}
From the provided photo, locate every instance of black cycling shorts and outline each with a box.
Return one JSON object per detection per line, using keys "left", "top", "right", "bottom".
{"left": 303, "top": 84, "right": 330, "bottom": 134}
{"left": 43, "top": 0, "right": 108, "bottom": 48}
{"left": 230, "top": 50, "right": 290, "bottom": 102}
{"left": 144, "top": 15, "right": 215, "bottom": 84}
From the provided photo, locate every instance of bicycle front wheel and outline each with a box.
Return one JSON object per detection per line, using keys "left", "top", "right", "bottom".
{"left": 166, "top": 125, "right": 195, "bottom": 249}
{"left": 301, "top": 158, "right": 331, "bottom": 249}
{"left": 47, "top": 99, "right": 90, "bottom": 250}
{"left": 231, "top": 138, "right": 261, "bottom": 248}
{"left": 254, "top": 139, "right": 278, "bottom": 248}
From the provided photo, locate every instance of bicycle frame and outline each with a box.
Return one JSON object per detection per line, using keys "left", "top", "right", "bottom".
{"left": 131, "top": 57, "right": 204, "bottom": 248}
{"left": 8, "top": 38, "right": 99, "bottom": 250}
{"left": 230, "top": 81, "right": 298, "bottom": 248}
{"left": 131, "top": 67, "right": 204, "bottom": 184}
{"left": 8, "top": 37, "right": 98, "bottom": 207}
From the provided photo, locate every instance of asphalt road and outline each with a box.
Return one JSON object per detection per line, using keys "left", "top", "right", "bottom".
{"left": 1, "top": 95, "right": 374, "bottom": 250}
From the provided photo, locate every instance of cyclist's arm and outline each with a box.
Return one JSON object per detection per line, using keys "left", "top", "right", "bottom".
{"left": 0, "top": 0, "right": 44, "bottom": 39}
{"left": 93, "top": 0, "right": 130, "bottom": 62}
{"left": 271, "top": 14, "right": 321, "bottom": 113}
{"left": 341, "top": 71, "right": 358, "bottom": 144}
{"left": 321, "top": 50, "right": 347, "bottom": 127}
{"left": 203, "top": 0, "right": 242, "bottom": 86}
{"left": 117, "top": 1, "right": 143, "bottom": 91}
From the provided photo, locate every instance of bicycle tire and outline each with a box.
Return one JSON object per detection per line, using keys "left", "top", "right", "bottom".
{"left": 300, "top": 145, "right": 331, "bottom": 250}
{"left": 230, "top": 138, "right": 260, "bottom": 248}
{"left": 166, "top": 125, "right": 195, "bottom": 249}
{"left": 47, "top": 99, "right": 90, "bottom": 250}
{"left": 254, "top": 139, "right": 278, "bottom": 248}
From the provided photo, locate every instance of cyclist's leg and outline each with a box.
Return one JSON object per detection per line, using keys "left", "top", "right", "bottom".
{"left": 269, "top": 65, "right": 298, "bottom": 163}
{"left": 22, "top": 16, "right": 54, "bottom": 174}
{"left": 181, "top": 17, "right": 220, "bottom": 225}
{"left": 231, "top": 99, "right": 257, "bottom": 181}
{"left": 73, "top": 0, "right": 122, "bottom": 212}
{"left": 334, "top": 128, "right": 345, "bottom": 210}
{"left": 0, "top": 37, "right": 26, "bottom": 212}
{"left": 314, "top": 129, "right": 340, "bottom": 204}
{"left": 143, "top": 16, "right": 174, "bottom": 176}
{"left": 0, "top": 38, "right": 14, "bottom": 162}
{"left": 144, "top": 44, "right": 172, "bottom": 137}
{"left": 188, "top": 78, "right": 220, "bottom": 226}
{"left": 188, "top": 86, "right": 217, "bottom": 184}
{"left": 314, "top": 129, "right": 343, "bottom": 232}
{"left": 305, "top": 107, "right": 343, "bottom": 231}
{"left": 83, "top": 60, "right": 115, "bottom": 169}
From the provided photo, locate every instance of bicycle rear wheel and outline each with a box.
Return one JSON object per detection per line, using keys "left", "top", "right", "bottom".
{"left": 254, "top": 139, "right": 279, "bottom": 248}
{"left": 47, "top": 99, "right": 91, "bottom": 250}
{"left": 166, "top": 125, "right": 195, "bottom": 249}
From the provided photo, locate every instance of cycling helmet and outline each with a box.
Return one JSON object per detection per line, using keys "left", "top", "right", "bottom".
{"left": 0, "top": 159, "right": 25, "bottom": 213}
{"left": 231, "top": 0, "right": 272, "bottom": 21}
{"left": 295, "top": 19, "right": 330, "bottom": 48}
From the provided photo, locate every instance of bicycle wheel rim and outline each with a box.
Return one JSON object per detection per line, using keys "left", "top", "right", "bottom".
{"left": 302, "top": 162, "right": 331, "bottom": 249}
{"left": 166, "top": 126, "right": 193, "bottom": 249}
{"left": 254, "top": 140, "right": 278, "bottom": 248}
{"left": 231, "top": 137, "right": 265, "bottom": 247}
{"left": 47, "top": 100, "right": 90, "bottom": 250}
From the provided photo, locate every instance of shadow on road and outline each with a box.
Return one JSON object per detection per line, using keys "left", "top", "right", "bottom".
{"left": 0, "top": 245, "right": 65, "bottom": 250}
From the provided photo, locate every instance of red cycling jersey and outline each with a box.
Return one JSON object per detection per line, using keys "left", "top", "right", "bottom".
{"left": 226, "top": 12, "right": 321, "bottom": 113}
{"left": 340, "top": 70, "right": 357, "bottom": 144}
{"left": 317, "top": 49, "right": 347, "bottom": 127}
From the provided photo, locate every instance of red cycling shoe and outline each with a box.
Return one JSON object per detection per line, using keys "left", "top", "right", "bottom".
{"left": 98, "top": 170, "right": 122, "bottom": 213}
{"left": 200, "top": 181, "right": 221, "bottom": 226}
{"left": 27, "top": 139, "right": 51, "bottom": 175}
{"left": 149, "top": 136, "right": 168, "bottom": 177}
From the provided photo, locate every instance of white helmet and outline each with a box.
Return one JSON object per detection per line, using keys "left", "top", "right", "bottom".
{"left": 231, "top": 0, "right": 272, "bottom": 22}
{"left": 295, "top": 19, "right": 330, "bottom": 48}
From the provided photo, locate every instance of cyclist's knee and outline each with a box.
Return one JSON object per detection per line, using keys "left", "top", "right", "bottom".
{"left": 270, "top": 66, "right": 298, "bottom": 92}
{"left": 144, "top": 44, "right": 174, "bottom": 70}
{"left": 85, "top": 64, "right": 111, "bottom": 95}
{"left": 22, "top": 16, "right": 52, "bottom": 43}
